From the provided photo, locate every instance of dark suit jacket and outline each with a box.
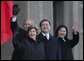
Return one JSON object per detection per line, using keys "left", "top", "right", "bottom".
{"left": 10, "top": 19, "right": 27, "bottom": 60}
{"left": 37, "top": 33, "right": 61, "bottom": 60}
{"left": 57, "top": 32, "right": 79, "bottom": 60}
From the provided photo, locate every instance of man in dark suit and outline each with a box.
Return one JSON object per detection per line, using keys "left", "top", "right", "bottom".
{"left": 37, "top": 19, "right": 61, "bottom": 60}
{"left": 10, "top": 4, "right": 33, "bottom": 60}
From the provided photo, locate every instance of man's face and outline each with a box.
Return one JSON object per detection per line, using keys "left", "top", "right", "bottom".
{"left": 40, "top": 21, "right": 51, "bottom": 33}
{"left": 23, "top": 20, "right": 32, "bottom": 31}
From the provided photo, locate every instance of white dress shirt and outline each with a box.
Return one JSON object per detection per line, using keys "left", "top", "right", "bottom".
{"left": 62, "top": 38, "right": 66, "bottom": 42}
{"left": 42, "top": 32, "right": 50, "bottom": 40}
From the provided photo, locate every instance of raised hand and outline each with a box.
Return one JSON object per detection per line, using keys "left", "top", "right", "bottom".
{"left": 72, "top": 25, "right": 78, "bottom": 32}
{"left": 72, "top": 24, "right": 79, "bottom": 34}
{"left": 13, "top": 4, "right": 20, "bottom": 15}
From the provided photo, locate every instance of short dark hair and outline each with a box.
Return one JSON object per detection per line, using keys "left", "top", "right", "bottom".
{"left": 27, "top": 26, "right": 38, "bottom": 35}
{"left": 39, "top": 19, "right": 51, "bottom": 27}
{"left": 54, "top": 25, "right": 68, "bottom": 39}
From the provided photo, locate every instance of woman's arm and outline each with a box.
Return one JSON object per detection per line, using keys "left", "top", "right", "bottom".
{"left": 66, "top": 25, "right": 79, "bottom": 48}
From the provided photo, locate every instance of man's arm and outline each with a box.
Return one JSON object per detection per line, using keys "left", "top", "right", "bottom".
{"left": 10, "top": 16, "right": 19, "bottom": 37}
{"left": 10, "top": 4, "right": 26, "bottom": 49}
{"left": 10, "top": 4, "right": 20, "bottom": 37}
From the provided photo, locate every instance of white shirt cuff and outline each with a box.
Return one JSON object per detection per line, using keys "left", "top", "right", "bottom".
{"left": 12, "top": 16, "right": 17, "bottom": 22}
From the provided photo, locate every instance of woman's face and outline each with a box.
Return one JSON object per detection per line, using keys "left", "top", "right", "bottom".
{"left": 58, "top": 27, "right": 67, "bottom": 38}
{"left": 28, "top": 28, "right": 37, "bottom": 40}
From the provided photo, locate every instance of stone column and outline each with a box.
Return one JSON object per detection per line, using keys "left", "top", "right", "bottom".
{"left": 72, "top": 1, "right": 83, "bottom": 60}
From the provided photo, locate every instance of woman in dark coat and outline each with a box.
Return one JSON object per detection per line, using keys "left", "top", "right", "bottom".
{"left": 22, "top": 26, "right": 45, "bottom": 60}
{"left": 12, "top": 26, "right": 45, "bottom": 60}
{"left": 54, "top": 25, "right": 79, "bottom": 60}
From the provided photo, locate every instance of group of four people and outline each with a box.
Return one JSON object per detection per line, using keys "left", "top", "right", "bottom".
{"left": 11, "top": 4, "right": 79, "bottom": 60}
